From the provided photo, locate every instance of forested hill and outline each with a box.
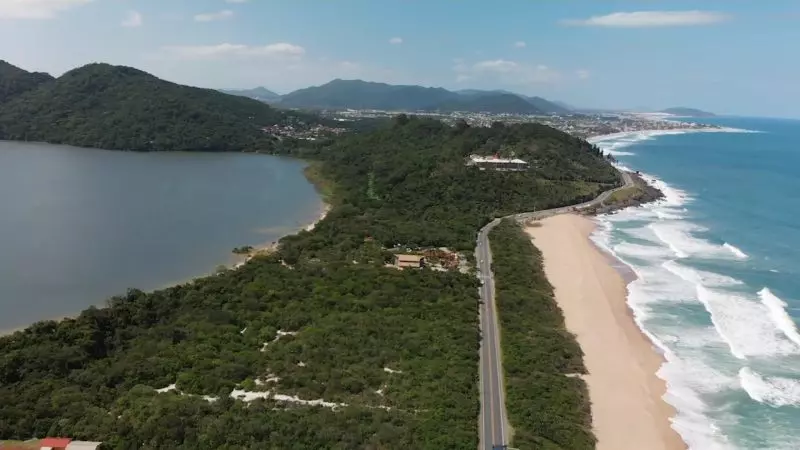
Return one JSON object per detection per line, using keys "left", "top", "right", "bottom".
{"left": 0, "top": 63, "right": 309, "bottom": 152}
{"left": 0, "top": 60, "right": 54, "bottom": 104}
{"left": 278, "top": 79, "right": 566, "bottom": 114}
{"left": 0, "top": 117, "right": 616, "bottom": 449}
{"left": 279, "top": 117, "right": 619, "bottom": 258}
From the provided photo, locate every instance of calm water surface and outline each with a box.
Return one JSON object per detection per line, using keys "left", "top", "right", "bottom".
{"left": 0, "top": 142, "right": 322, "bottom": 331}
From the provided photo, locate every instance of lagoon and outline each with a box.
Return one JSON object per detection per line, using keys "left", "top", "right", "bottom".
{"left": 0, "top": 142, "right": 322, "bottom": 331}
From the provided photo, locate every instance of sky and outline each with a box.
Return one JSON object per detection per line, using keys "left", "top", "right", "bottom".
{"left": 1, "top": 0, "right": 799, "bottom": 117}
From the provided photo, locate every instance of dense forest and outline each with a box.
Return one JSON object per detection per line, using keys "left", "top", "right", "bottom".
{"left": 278, "top": 117, "right": 619, "bottom": 258}
{"left": 0, "top": 61, "right": 53, "bottom": 104}
{"left": 0, "top": 116, "right": 615, "bottom": 448}
{"left": 0, "top": 62, "right": 321, "bottom": 152}
{"left": 489, "top": 220, "right": 594, "bottom": 449}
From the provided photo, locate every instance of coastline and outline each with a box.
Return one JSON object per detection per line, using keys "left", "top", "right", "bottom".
{"left": 586, "top": 125, "right": 756, "bottom": 146}
{"left": 525, "top": 214, "right": 686, "bottom": 450}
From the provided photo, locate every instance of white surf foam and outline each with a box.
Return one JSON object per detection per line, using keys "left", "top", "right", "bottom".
{"left": 696, "top": 285, "right": 799, "bottom": 359}
{"left": 739, "top": 367, "right": 800, "bottom": 407}
{"left": 662, "top": 260, "right": 744, "bottom": 288}
{"left": 649, "top": 222, "right": 749, "bottom": 261}
{"left": 723, "top": 243, "right": 749, "bottom": 260}
{"left": 759, "top": 288, "right": 800, "bottom": 348}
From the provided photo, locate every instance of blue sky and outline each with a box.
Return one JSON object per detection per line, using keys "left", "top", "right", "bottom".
{"left": 1, "top": 0, "right": 799, "bottom": 117}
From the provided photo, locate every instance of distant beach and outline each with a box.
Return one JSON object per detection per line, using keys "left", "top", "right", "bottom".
{"left": 526, "top": 214, "right": 686, "bottom": 450}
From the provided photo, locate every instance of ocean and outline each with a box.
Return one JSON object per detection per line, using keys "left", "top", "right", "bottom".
{"left": 0, "top": 142, "right": 323, "bottom": 332}
{"left": 590, "top": 117, "right": 800, "bottom": 449}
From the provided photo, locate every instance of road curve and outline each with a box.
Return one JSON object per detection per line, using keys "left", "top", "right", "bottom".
{"left": 476, "top": 170, "right": 634, "bottom": 450}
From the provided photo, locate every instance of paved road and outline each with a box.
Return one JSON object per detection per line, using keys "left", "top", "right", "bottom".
{"left": 476, "top": 170, "right": 634, "bottom": 450}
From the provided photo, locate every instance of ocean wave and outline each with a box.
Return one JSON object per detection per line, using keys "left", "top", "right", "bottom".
{"left": 649, "top": 222, "right": 749, "bottom": 261}
{"left": 739, "top": 367, "right": 800, "bottom": 407}
{"left": 613, "top": 241, "right": 675, "bottom": 260}
{"left": 723, "top": 243, "right": 749, "bottom": 260}
{"left": 588, "top": 126, "right": 762, "bottom": 147}
{"left": 695, "top": 285, "right": 799, "bottom": 359}
{"left": 759, "top": 288, "right": 800, "bottom": 348}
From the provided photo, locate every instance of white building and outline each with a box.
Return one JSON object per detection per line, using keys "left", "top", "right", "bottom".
{"left": 467, "top": 155, "right": 529, "bottom": 172}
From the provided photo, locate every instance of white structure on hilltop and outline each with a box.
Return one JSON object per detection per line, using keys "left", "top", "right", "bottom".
{"left": 467, "top": 154, "right": 530, "bottom": 172}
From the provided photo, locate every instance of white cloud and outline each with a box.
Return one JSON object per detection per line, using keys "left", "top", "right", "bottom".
{"left": 194, "top": 10, "right": 234, "bottom": 22}
{"left": 562, "top": 10, "right": 729, "bottom": 28}
{"left": 514, "top": 41, "right": 526, "bottom": 48}
{"left": 389, "top": 37, "right": 403, "bottom": 45}
{"left": 473, "top": 59, "right": 519, "bottom": 73}
{"left": 454, "top": 59, "right": 562, "bottom": 85}
{"left": 0, "top": 0, "right": 92, "bottom": 19}
{"left": 576, "top": 69, "right": 590, "bottom": 80}
{"left": 121, "top": 10, "right": 142, "bottom": 28}
{"left": 161, "top": 43, "right": 306, "bottom": 60}
{"left": 225, "top": 0, "right": 248, "bottom": 3}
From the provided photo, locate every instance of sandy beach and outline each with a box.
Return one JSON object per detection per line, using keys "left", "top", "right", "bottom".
{"left": 525, "top": 214, "right": 685, "bottom": 450}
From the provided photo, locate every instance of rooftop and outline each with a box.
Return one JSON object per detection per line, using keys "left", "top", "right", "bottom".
{"left": 395, "top": 254, "right": 423, "bottom": 262}
{"left": 469, "top": 155, "right": 528, "bottom": 165}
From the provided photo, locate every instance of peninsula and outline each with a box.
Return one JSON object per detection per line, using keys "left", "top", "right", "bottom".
{"left": 0, "top": 60, "right": 620, "bottom": 449}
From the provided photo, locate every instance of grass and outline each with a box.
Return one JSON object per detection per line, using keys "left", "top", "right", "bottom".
{"left": 0, "top": 440, "right": 41, "bottom": 449}
{"left": 607, "top": 185, "right": 644, "bottom": 204}
{"left": 302, "top": 162, "right": 336, "bottom": 204}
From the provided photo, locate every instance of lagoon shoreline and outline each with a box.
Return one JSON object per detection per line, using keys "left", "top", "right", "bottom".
{"left": 0, "top": 198, "right": 331, "bottom": 338}
{"left": 525, "top": 214, "right": 686, "bottom": 450}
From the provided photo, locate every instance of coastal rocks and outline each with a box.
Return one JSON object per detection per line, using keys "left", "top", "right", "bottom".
{"left": 585, "top": 172, "right": 665, "bottom": 216}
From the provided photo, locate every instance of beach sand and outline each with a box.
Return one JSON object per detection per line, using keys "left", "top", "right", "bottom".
{"left": 524, "top": 214, "right": 685, "bottom": 450}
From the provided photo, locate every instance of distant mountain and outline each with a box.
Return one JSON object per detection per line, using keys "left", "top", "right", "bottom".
{"left": 552, "top": 100, "right": 575, "bottom": 111}
{"left": 455, "top": 89, "right": 566, "bottom": 114}
{"left": 222, "top": 86, "right": 281, "bottom": 102}
{"left": 522, "top": 96, "right": 569, "bottom": 114}
{"left": 433, "top": 93, "right": 543, "bottom": 114}
{"left": 660, "top": 107, "right": 716, "bottom": 117}
{"left": 0, "top": 60, "right": 54, "bottom": 103}
{"left": 280, "top": 79, "right": 563, "bottom": 114}
{"left": 280, "top": 79, "right": 455, "bottom": 111}
{"left": 0, "top": 62, "right": 311, "bottom": 152}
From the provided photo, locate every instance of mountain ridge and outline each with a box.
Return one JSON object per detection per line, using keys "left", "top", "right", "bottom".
{"left": 222, "top": 86, "right": 281, "bottom": 102}
{"left": 0, "top": 60, "right": 55, "bottom": 104}
{"left": 0, "top": 61, "right": 313, "bottom": 152}
{"left": 277, "top": 79, "right": 565, "bottom": 114}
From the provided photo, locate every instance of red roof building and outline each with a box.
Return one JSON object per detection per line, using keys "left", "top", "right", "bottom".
{"left": 39, "top": 438, "right": 72, "bottom": 450}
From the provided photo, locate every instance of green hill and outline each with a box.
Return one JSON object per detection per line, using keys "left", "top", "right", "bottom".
{"left": 456, "top": 89, "right": 567, "bottom": 114}
{"left": 0, "top": 60, "right": 54, "bottom": 104}
{"left": 0, "top": 63, "right": 306, "bottom": 152}
{"left": 523, "top": 95, "right": 570, "bottom": 114}
{"left": 280, "top": 79, "right": 565, "bottom": 114}
{"left": 221, "top": 86, "right": 281, "bottom": 102}
{"left": 432, "top": 92, "right": 543, "bottom": 114}
{"left": 280, "top": 79, "right": 456, "bottom": 111}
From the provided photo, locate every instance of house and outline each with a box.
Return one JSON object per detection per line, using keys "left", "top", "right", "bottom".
{"left": 393, "top": 254, "right": 424, "bottom": 268}
{"left": 65, "top": 443, "right": 102, "bottom": 450}
{"left": 38, "top": 439, "right": 102, "bottom": 450}
{"left": 40, "top": 438, "right": 72, "bottom": 450}
{"left": 467, "top": 154, "right": 529, "bottom": 172}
